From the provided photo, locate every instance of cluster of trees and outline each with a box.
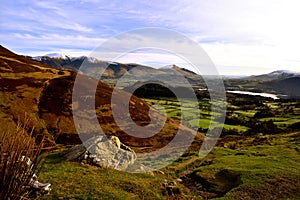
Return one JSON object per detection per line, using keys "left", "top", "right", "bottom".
{"left": 217, "top": 103, "right": 283, "bottom": 136}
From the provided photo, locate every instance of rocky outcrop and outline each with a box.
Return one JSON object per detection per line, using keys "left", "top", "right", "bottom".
{"left": 64, "top": 135, "right": 136, "bottom": 171}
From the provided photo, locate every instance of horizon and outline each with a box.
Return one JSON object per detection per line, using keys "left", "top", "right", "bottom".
{"left": 24, "top": 49, "right": 299, "bottom": 77}
{"left": 1, "top": 0, "right": 300, "bottom": 75}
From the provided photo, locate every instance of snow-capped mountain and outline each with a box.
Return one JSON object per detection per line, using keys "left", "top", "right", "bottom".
{"left": 269, "top": 70, "right": 300, "bottom": 77}
{"left": 247, "top": 70, "right": 300, "bottom": 81}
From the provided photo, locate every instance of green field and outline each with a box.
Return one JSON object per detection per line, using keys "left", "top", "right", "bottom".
{"left": 144, "top": 98, "right": 300, "bottom": 136}
{"left": 36, "top": 97, "right": 300, "bottom": 199}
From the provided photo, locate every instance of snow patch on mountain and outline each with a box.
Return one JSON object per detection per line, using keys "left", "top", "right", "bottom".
{"left": 160, "top": 64, "right": 178, "bottom": 69}
{"left": 270, "top": 70, "right": 300, "bottom": 76}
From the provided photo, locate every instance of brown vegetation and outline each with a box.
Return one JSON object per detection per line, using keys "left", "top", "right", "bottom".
{"left": 0, "top": 120, "right": 44, "bottom": 199}
{"left": 0, "top": 45, "right": 203, "bottom": 155}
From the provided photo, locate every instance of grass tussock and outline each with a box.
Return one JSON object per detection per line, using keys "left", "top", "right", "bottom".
{"left": 0, "top": 119, "right": 44, "bottom": 200}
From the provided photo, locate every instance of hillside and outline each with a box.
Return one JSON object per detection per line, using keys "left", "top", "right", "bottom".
{"left": 0, "top": 45, "right": 202, "bottom": 153}
{"left": 161, "top": 64, "right": 205, "bottom": 86}
{"left": 262, "top": 77, "right": 300, "bottom": 97}
{"left": 0, "top": 45, "right": 71, "bottom": 146}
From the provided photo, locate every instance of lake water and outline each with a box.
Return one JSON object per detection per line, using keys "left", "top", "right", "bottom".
{"left": 227, "top": 90, "right": 279, "bottom": 99}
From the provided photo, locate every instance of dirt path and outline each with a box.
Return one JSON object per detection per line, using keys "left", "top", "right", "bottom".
{"left": 172, "top": 156, "right": 199, "bottom": 172}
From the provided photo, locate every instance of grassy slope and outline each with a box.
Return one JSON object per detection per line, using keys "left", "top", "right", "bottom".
{"left": 39, "top": 152, "right": 165, "bottom": 200}
{"left": 0, "top": 45, "right": 70, "bottom": 145}
{"left": 193, "top": 132, "right": 300, "bottom": 199}
{"left": 37, "top": 132, "right": 300, "bottom": 199}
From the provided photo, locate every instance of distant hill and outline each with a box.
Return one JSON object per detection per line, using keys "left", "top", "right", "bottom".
{"left": 28, "top": 55, "right": 205, "bottom": 87}
{"left": 160, "top": 64, "right": 204, "bottom": 86}
{"left": 262, "top": 77, "right": 300, "bottom": 97}
{"left": 247, "top": 70, "right": 300, "bottom": 81}
{"left": 225, "top": 70, "right": 300, "bottom": 97}
{"left": 0, "top": 45, "right": 202, "bottom": 153}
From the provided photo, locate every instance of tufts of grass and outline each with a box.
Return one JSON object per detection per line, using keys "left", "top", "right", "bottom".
{"left": 39, "top": 152, "right": 165, "bottom": 200}
{"left": 192, "top": 132, "right": 300, "bottom": 199}
{"left": 0, "top": 119, "right": 45, "bottom": 200}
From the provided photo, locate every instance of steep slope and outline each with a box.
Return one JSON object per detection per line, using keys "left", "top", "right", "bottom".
{"left": 262, "top": 77, "right": 300, "bottom": 97}
{"left": 0, "top": 45, "right": 203, "bottom": 153}
{"left": 38, "top": 74, "right": 202, "bottom": 153}
{"left": 0, "top": 45, "right": 71, "bottom": 146}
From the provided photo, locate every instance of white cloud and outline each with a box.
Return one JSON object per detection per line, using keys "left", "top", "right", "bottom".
{"left": 13, "top": 33, "right": 105, "bottom": 46}
{"left": 0, "top": 0, "right": 93, "bottom": 33}
{"left": 1, "top": 33, "right": 106, "bottom": 56}
{"left": 1, "top": 0, "right": 300, "bottom": 74}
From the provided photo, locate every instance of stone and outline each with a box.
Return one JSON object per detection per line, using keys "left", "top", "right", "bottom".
{"left": 64, "top": 144, "right": 86, "bottom": 161}
{"left": 83, "top": 135, "right": 136, "bottom": 171}
{"left": 64, "top": 135, "right": 137, "bottom": 171}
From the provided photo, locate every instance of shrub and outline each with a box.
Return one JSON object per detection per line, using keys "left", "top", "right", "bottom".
{"left": 0, "top": 120, "right": 44, "bottom": 199}
{"left": 289, "top": 121, "right": 300, "bottom": 130}
{"left": 254, "top": 108, "right": 275, "bottom": 118}
{"left": 244, "top": 120, "right": 282, "bottom": 135}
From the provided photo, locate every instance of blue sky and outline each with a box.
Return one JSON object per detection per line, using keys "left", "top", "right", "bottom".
{"left": 1, "top": 0, "right": 300, "bottom": 75}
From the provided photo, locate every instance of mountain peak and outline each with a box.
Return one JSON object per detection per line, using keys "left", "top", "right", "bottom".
{"left": 44, "top": 53, "right": 67, "bottom": 58}
{"left": 247, "top": 69, "right": 300, "bottom": 81}
{"left": 0, "top": 45, "right": 18, "bottom": 57}
{"left": 270, "top": 70, "right": 300, "bottom": 75}
{"left": 160, "top": 64, "right": 179, "bottom": 69}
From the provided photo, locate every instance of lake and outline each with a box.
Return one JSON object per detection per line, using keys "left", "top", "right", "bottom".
{"left": 227, "top": 90, "right": 279, "bottom": 99}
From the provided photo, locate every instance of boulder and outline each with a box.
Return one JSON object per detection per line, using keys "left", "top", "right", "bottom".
{"left": 65, "top": 135, "right": 136, "bottom": 171}
{"left": 64, "top": 144, "right": 86, "bottom": 161}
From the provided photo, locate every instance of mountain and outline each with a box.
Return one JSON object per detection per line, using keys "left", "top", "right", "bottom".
{"left": 247, "top": 70, "right": 300, "bottom": 81}
{"left": 160, "top": 64, "right": 204, "bottom": 86}
{"left": 262, "top": 77, "right": 300, "bottom": 97}
{"left": 28, "top": 55, "right": 206, "bottom": 87}
{"left": 225, "top": 70, "right": 300, "bottom": 97}
{"left": 27, "top": 55, "right": 90, "bottom": 71}
{"left": 0, "top": 45, "right": 202, "bottom": 153}
{"left": 28, "top": 55, "right": 169, "bottom": 80}
{"left": 161, "top": 64, "right": 197, "bottom": 75}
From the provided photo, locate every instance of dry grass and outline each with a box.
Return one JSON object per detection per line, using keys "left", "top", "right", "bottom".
{"left": 0, "top": 119, "right": 44, "bottom": 200}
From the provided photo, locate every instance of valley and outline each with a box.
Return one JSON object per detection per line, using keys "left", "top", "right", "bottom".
{"left": 0, "top": 45, "right": 300, "bottom": 199}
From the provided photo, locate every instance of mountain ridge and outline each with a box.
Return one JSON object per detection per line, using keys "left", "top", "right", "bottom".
{"left": 247, "top": 70, "right": 300, "bottom": 81}
{"left": 26, "top": 54, "right": 206, "bottom": 87}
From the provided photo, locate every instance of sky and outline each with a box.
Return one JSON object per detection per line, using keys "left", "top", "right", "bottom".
{"left": 1, "top": 0, "right": 300, "bottom": 75}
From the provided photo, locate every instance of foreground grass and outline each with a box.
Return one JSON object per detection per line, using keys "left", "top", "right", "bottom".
{"left": 38, "top": 152, "right": 165, "bottom": 200}
{"left": 38, "top": 132, "right": 300, "bottom": 199}
{"left": 192, "top": 132, "right": 300, "bottom": 199}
